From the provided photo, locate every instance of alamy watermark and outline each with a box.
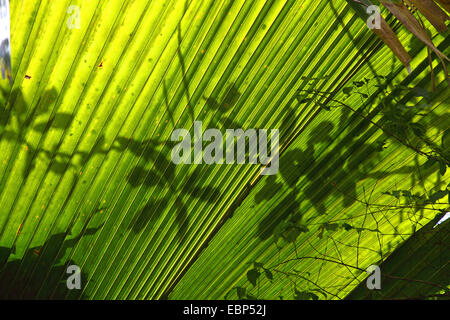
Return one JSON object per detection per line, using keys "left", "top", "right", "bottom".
{"left": 66, "top": 265, "right": 81, "bottom": 290}
{"left": 170, "top": 121, "right": 279, "bottom": 175}
{"left": 67, "top": 5, "right": 81, "bottom": 30}
{"left": 366, "top": 264, "right": 381, "bottom": 290}
{"left": 366, "top": 5, "right": 381, "bottom": 30}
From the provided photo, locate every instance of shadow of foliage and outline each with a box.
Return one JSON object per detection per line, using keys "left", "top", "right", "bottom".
{"left": 0, "top": 224, "right": 103, "bottom": 299}
{"left": 112, "top": 137, "right": 221, "bottom": 240}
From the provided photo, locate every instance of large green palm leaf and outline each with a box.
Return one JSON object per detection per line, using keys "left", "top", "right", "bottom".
{"left": 0, "top": 0, "right": 448, "bottom": 300}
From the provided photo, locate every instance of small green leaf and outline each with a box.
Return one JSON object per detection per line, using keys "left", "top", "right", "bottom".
{"left": 294, "top": 290, "right": 319, "bottom": 300}
{"left": 343, "top": 87, "right": 352, "bottom": 95}
{"left": 264, "top": 269, "right": 273, "bottom": 281}
{"left": 247, "top": 269, "right": 260, "bottom": 286}
{"left": 285, "top": 228, "right": 300, "bottom": 243}
{"left": 342, "top": 223, "right": 353, "bottom": 231}
{"left": 323, "top": 223, "right": 339, "bottom": 231}
{"left": 236, "top": 287, "right": 246, "bottom": 299}
{"left": 309, "top": 292, "right": 319, "bottom": 300}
